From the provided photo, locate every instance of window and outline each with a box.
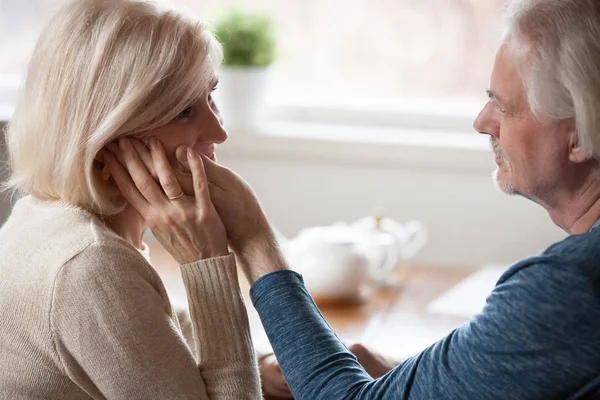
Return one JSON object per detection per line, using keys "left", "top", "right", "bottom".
{"left": 162, "top": 0, "right": 506, "bottom": 106}
{"left": 1, "top": 0, "right": 507, "bottom": 121}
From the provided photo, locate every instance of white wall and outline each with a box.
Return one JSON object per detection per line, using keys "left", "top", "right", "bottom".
{"left": 218, "top": 144, "right": 566, "bottom": 268}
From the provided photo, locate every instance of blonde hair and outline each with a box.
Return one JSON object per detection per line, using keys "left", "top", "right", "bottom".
{"left": 504, "top": 0, "right": 600, "bottom": 159}
{"left": 4, "top": 0, "right": 222, "bottom": 214}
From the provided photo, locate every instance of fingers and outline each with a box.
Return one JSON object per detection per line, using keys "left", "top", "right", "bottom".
{"left": 131, "top": 138, "right": 158, "bottom": 180}
{"left": 103, "top": 151, "right": 151, "bottom": 216}
{"left": 188, "top": 148, "right": 212, "bottom": 208}
{"left": 107, "top": 139, "right": 157, "bottom": 180}
{"left": 148, "top": 137, "right": 184, "bottom": 199}
{"left": 175, "top": 145, "right": 191, "bottom": 176}
{"left": 106, "top": 142, "right": 124, "bottom": 165}
{"left": 199, "top": 153, "right": 227, "bottom": 184}
{"left": 118, "top": 137, "right": 167, "bottom": 206}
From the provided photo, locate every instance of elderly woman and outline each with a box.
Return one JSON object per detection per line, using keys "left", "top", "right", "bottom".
{"left": 0, "top": 0, "right": 260, "bottom": 399}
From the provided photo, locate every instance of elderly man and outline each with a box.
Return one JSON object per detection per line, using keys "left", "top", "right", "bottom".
{"left": 206, "top": 0, "right": 600, "bottom": 398}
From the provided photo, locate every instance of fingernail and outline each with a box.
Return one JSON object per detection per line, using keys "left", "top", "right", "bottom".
{"left": 149, "top": 137, "right": 157, "bottom": 150}
{"left": 175, "top": 145, "right": 189, "bottom": 164}
{"left": 187, "top": 148, "right": 195, "bottom": 160}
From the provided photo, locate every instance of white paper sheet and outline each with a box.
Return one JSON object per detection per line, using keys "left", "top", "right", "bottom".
{"left": 426, "top": 265, "right": 508, "bottom": 318}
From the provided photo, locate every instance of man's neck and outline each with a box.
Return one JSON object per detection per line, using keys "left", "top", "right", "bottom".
{"left": 545, "top": 177, "right": 600, "bottom": 235}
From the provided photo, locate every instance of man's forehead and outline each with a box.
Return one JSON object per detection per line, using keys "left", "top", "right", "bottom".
{"left": 489, "top": 44, "right": 526, "bottom": 106}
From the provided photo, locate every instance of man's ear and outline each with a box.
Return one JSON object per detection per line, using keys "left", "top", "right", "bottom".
{"left": 567, "top": 122, "right": 589, "bottom": 164}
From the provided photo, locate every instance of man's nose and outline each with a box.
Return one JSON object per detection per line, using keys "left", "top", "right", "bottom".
{"left": 473, "top": 102, "right": 497, "bottom": 137}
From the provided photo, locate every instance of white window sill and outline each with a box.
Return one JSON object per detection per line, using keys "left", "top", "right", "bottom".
{"left": 220, "top": 121, "right": 494, "bottom": 173}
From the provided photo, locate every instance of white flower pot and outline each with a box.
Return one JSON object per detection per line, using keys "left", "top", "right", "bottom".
{"left": 214, "top": 66, "right": 270, "bottom": 133}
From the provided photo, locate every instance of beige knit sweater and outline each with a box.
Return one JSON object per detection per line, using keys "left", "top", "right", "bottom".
{"left": 0, "top": 196, "right": 262, "bottom": 399}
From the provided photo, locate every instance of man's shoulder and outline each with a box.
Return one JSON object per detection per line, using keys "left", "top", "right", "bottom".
{"left": 543, "top": 228, "right": 600, "bottom": 259}
{"left": 542, "top": 228, "right": 600, "bottom": 281}
{"left": 501, "top": 229, "right": 600, "bottom": 287}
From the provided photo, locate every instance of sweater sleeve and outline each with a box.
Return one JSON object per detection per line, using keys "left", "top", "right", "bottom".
{"left": 50, "top": 242, "right": 261, "bottom": 400}
{"left": 180, "top": 254, "right": 261, "bottom": 399}
{"left": 250, "top": 262, "right": 600, "bottom": 400}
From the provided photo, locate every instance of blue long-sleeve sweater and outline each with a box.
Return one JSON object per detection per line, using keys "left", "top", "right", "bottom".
{"left": 251, "top": 222, "right": 600, "bottom": 399}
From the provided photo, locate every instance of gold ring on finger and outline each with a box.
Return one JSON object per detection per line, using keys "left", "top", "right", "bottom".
{"left": 167, "top": 192, "right": 185, "bottom": 200}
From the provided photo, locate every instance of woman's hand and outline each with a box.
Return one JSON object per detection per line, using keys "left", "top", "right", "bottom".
{"left": 104, "top": 137, "right": 228, "bottom": 264}
{"left": 346, "top": 343, "right": 398, "bottom": 378}
{"left": 260, "top": 354, "right": 294, "bottom": 399}
{"left": 259, "top": 344, "right": 397, "bottom": 399}
{"left": 105, "top": 139, "right": 196, "bottom": 196}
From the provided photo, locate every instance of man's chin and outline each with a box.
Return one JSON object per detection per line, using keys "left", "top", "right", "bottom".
{"left": 493, "top": 168, "right": 519, "bottom": 196}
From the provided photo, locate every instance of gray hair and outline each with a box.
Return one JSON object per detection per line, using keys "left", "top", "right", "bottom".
{"left": 505, "top": 0, "right": 600, "bottom": 159}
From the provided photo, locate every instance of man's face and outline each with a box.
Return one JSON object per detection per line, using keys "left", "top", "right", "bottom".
{"left": 473, "top": 44, "right": 573, "bottom": 203}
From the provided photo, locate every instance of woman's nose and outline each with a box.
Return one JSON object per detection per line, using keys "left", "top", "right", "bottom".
{"left": 200, "top": 109, "right": 228, "bottom": 144}
{"left": 207, "top": 122, "right": 228, "bottom": 144}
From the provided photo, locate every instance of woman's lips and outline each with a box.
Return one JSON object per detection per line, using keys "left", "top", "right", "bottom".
{"left": 193, "top": 147, "right": 216, "bottom": 162}
{"left": 198, "top": 151, "right": 216, "bottom": 161}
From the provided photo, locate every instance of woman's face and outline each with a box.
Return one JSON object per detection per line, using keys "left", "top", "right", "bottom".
{"left": 143, "top": 77, "right": 227, "bottom": 164}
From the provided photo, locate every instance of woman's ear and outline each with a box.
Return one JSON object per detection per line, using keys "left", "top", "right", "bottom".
{"left": 94, "top": 151, "right": 111, "bottom": 181}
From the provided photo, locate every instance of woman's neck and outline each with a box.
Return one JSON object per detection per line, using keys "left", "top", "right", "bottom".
{"left": 102, "top": 204, "right": 147, "bottom": 250}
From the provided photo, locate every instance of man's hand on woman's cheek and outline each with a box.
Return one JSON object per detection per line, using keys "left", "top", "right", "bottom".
{"left": 199, "top": 155, "right": 289, "bottom": 283}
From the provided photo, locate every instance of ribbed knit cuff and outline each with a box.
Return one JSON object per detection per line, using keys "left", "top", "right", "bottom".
{"left": 180, "top": 254, "right": 255, "bottom": 364}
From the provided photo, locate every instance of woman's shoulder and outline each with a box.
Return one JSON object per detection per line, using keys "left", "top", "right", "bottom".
{"left": 2, "top": 196, "right": 157, "bottom": 286}
{"left": 56, "top": 239, "right": 159, "bottom": 292}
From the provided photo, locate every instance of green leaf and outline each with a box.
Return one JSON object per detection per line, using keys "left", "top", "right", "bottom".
{"left": 215, "top": 10, "right": 277, "bottom": 67}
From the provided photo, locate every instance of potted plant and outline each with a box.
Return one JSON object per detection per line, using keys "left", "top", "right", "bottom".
{"left": 214, "top": 10, "right": 276, "bottom": 133}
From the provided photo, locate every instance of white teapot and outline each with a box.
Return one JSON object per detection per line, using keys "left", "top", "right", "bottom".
{"left": 278, "top": 217, "right": 427, "bottom": 303}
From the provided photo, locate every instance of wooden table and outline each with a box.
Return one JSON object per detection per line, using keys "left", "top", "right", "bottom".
{"left": 149, "top": 243, "right": 474, "bottom": 362}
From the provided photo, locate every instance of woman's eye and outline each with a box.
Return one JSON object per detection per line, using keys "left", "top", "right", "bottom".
{"left": 174, "top": 107, "right": 193, "bottom": 121}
